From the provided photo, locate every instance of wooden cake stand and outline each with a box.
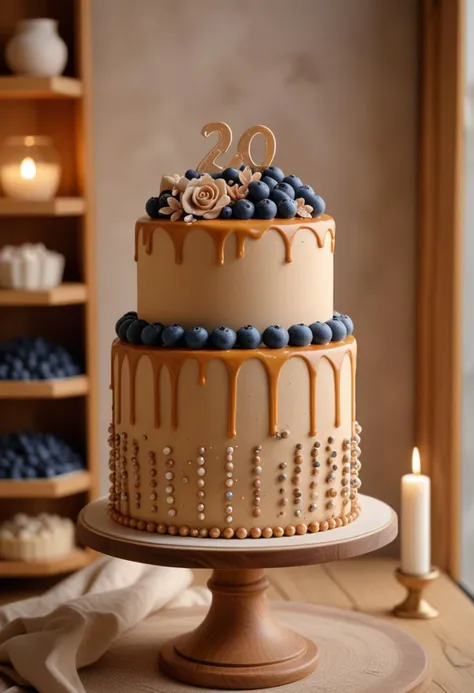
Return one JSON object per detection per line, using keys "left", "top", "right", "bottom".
{"left": 78, "top": 496, "right": 430, "bottom": 692}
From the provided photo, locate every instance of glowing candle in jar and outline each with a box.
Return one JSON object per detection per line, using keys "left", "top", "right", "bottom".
{"left": 0, "top": 136, "right": 61, "bottom": 201}
{"left": 401, "top": 447, "right": 431, "bottom": 575}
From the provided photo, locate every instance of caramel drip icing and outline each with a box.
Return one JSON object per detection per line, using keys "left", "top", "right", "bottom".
{"left": 134, "top": 215, "right": 336, "bottom": 265}
{"left": 112, "top": 337, "right": 356, "bottom": 438}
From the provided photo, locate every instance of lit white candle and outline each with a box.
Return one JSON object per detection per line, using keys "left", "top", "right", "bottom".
{"left": 0, "top": 157, "right": 60, "bottom": 201}
{"left": 401, "top": 447, "right": 431, "bottom": 575}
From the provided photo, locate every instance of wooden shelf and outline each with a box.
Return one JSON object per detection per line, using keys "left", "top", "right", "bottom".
{"left": 0, "top": 75, "right": 83, "bottom": 99}
{"left": 0, "top": 198, "right": 85, "bottom": 216}
{"left": 0, "top": 548, "right": 94, "bottom": 577}
{"left": 0, "top": 282, "right": 88, "bottom": 306}
{"left": 0, "top": 376, "right": 89, "bottom": 399}
{"left": 0, "top": 470, "right": 91, "bottom": 498}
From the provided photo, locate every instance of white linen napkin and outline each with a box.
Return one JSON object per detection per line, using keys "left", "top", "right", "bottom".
{"left": 0, "top": 556, "right": 210, "bottom": 693}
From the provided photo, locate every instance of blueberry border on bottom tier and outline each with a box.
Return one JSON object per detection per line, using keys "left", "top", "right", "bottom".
{"left": 115, "top": 312, "right": 354, "bottom": 350}
{"left": 107, "top": 503, "right": 361, "bottom": 539}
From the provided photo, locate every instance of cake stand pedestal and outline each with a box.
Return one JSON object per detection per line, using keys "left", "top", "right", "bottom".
{"left": 78, "top": 496, "right": 430, "bottom": 692}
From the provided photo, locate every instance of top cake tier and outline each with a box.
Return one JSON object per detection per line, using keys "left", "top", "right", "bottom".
{"left": 135, "top": 215, "right": 335, "bottom": 331}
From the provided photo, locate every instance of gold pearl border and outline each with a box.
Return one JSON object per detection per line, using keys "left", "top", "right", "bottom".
{"left": 107, "top": 504, "right": 361, "bottom": 539}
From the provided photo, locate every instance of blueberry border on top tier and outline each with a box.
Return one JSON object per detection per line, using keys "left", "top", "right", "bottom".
{"left": 115, "top": 313, "right": 354, "bottom": 350}
{"left": 145, "top": 166, "right": 326, "bottom": 224}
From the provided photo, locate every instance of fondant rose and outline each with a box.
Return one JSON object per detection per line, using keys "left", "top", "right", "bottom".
{"left": 181, "top": 174, "right": 230, "bottom": 220}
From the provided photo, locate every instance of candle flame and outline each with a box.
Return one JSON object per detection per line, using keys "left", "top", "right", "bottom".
{"left": 20, "top": 157, "right": 36, "bottom": 180}
{"left": 412, "top": 447, "right": 421, "bottom": 475}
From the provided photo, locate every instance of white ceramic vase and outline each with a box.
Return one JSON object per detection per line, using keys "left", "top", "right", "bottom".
{"left": 5, "top": 19, "right": 67, "bottom": 77}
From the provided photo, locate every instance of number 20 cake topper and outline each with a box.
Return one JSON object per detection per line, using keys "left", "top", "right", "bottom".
{"left": 197, "top": 122, "right": 276, "bottom": 173}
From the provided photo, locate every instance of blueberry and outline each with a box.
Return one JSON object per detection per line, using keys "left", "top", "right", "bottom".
{"left": 239, "top": 164, "right": 246, "bottom": 171}
{"left": 117, "top": 318, "right": 135, "bottom": 341}
{"left": 232, "top": 199, "right": 255, "bottom": 220}
{"left": 310, "top": 322, "right": 332, "bottom": 345}
{"left": 283, "top": 175, "right": 303, "bottom": 191}
{"left": 262, "top": 166, "right": 285, "bottom": 183}
{"left": 141, "top": 322, "right": 164, "bottom": 346}
{"left": 236, "top": 325, "right": 262, "bottom": 349}
{"left": 333, "top": 311, "right": 341, "bottom": 318}
{"left": 261, "top": 176, "right": 278, "bottom": 192}
{"left": 211, "top": 172, "right": 224, "bottom": 179}
{"left": 222, "top": 168, "right": 241, "bottom": 185}
{"left": 126, "top": 319, "right": 149, "bottom": 345}
{"left": 294, "top": 185, "right": 314, "bottom": 202}
{"left": 270, "top": 188, "right": 291, "bottom": 205}
{"left": 210, "top": 326, "right": 237, "bottom": 350}
{"left": 185, "top": 326, "right": 209, "bottom": 349}
{"left": 308, "top": 193, "right": 325, "bottom": 217}
{"left": 185, "top": 169, "right": 200, "bottom": 180}
{"left": 262, "top": 325, "right": 290, "bottom": 349}
{"left": 288, "top": 324, "right": 313, "bottom": 347}
{"left": 247, "top": 181, "right": 270, "bottom": 204}
{"left": 277, "top": 199, "right": 297, "bottom": 219}
{"left": 339, "top": 314, "right": 354, "bottom": 335}
{"left": 326, "top": 318, "right": 348, "bottom": 342}
{"left": 115, "top": 312, "right": 138, "bottom": 337}
{"left": 274, "top": 182, "right": 295, "bottom": 200}
{"left": 255, "top": 198, "right": 278, "bottom": 220}
{"left": 162, "top": 324, "right": 185, "bottom": 347}
{"left": 145, "top": 197, "right": 162, "bottom": 218}
{"left": 220, "top": 206, "right": 233, "bottom": 219}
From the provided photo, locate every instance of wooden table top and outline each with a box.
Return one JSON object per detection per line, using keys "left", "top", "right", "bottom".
{"left": 0, "top": 557, "right": 472, "bottom": 693}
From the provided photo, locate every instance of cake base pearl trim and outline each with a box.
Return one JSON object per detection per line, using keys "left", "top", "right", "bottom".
{"left": 108, "top": 504, "right": 361, "bottom": 539}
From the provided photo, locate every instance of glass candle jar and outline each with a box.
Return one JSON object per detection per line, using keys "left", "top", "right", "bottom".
{"left": 0, "top": 136, "right": 61, "bottom": 201}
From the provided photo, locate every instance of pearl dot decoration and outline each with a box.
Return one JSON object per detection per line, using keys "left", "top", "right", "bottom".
{"left": 292, "top": 444, "right": 304, "bottom": 518}
{"left": 251, "top": 445, "right": 262, "bottom": 519}
{"left": 196, "top": 446, "right": 207, "bottom": 521}
{"left": 131, "top": 438, "right": 140, "bottom": 510}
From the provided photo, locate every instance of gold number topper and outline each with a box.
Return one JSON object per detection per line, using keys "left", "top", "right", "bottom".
{"left": 197, "top": 122, "right": 276, "bottom": 174}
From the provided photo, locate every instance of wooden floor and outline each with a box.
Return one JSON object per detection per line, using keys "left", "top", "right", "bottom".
{"left": 0, "top": 557, "right": 472, "bottom": 692}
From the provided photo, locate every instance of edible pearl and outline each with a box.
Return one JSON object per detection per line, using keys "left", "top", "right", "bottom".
{"left": 226, "top": 447, "right": 234, "bottom": 454}
{"left": 225, "top": 505, "right": 233, "bottom": 514}
{"left": 225, "top": 491, "right": 233, "bottom": 500}
{"left": 168, "top": 508, "right": 176, "bottom": 517}
{"left": 166, "top": 485, "right": 174, "bottom": 494}
{"left": 225, "top": 462, "right": 234, "bottom": 471}
{"left": 225, "top": 479, "right": 234, "bottom": 487}
{"left": 197, "top": 456, "right": 205, "bottom": 465}
{"left": 197, "top": 467, "right": 206, "bottom": 476}
{"left": 197, "top": 503, "right": 205, "bottom": 512}
{"left": 226, "top": 471, "right": 233, "bottom": 478}
{"left": 166, "top": 496, "right": 174, "bottom": 504}
{"left": 163, "top": 446, "right": 172, "bottom": 455}
{"left": 226, "top": 516, "right": 233, "bottom": 523}
{"left": 226, "top": 454, "right": 233, "bottom": 462}
{"left": 253, "top": 466, "right": 262, "bottom": 474}
{"left": 197, "top": 479, "right": 205, "bottom": 488}
{"left": 197, "top": 490, "right": 205, "bottom": 499}
{"left": 165, "top": 471, "right": 174, "bottom": 480}
{"left": 198, "top": 447, "right": 206, "bottom": 454}
{"left": 198, "top": 512, "right": 205, "bottom": 521}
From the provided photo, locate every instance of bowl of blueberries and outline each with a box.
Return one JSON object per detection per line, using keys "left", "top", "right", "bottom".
{"left": 0, "top": 337, "right": 82, "bottom": 381}
{"left": 0, "top": 431, "right": 84, "bottom": 480}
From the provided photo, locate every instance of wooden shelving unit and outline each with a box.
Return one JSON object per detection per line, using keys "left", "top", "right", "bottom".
{"left": 0, "top": 0, "right": 98, "bottom": 577}
{"left": 0, "top": 549, "right": 93, "bottom": 577}
{"left": 0, "top": 282, "right": 88, "bottom": 306}
{"left": 0, "top": 75, "right": 83, "bottom": 99}
{"left": 0, "top": 376, "right": 89, "bottom": 399}
{"left": 0, "top": 470, "right": 91, "bottom": 498}
{"left": 0, "top": 197, "right": 85, "bottom": 216}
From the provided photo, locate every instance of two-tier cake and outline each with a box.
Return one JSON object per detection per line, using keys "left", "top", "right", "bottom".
{"left": 107, "top": 123, "right": 361, "bottom": 539}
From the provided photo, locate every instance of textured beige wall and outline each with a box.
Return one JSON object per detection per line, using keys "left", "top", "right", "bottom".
{"left": 92, "top": 0, "right": 418, "bottom": 536}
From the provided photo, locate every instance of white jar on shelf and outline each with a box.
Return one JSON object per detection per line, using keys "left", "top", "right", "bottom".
{"left": 5, "top": 18, "right": 67, "bottom": 77}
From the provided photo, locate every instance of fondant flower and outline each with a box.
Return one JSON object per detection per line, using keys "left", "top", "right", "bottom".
{"left": 160, "top": 174, "right": 189, "bottom": 195}
{"left": 181, "top": 174, "right": 230, "bottom": 220}
{"left": 227, "top": 165, "right": 262, "bottom": 200}
{"left": 160, "top": 195, "right": 184, "bottom": 222}
{"left": 295, "top": 197, "right": 313, "bottom": 219}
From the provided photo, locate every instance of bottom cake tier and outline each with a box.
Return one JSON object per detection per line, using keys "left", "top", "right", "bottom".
{"left": 108, "top": 336, "right": 361, "bottom": 538}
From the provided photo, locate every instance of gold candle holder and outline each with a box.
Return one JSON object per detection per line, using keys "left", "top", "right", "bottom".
{"left": 393, "top": 567, "right": 440, "bottom": 619}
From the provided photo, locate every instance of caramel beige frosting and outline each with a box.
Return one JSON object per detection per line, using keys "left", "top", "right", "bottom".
{"left": 136, "top": 215, "right": 336, "bottom": 331}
